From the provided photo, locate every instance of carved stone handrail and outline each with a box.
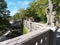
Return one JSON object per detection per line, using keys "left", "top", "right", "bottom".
{"left": 0, "top": 29, "right": 55, "bottom": 45}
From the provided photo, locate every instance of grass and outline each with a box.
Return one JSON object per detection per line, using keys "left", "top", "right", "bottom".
{"left": 23, "top": 25, "right": 28, "bottom": 34}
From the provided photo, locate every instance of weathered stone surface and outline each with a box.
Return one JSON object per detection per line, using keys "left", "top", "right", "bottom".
{"left": 46, "top": 0, "right": 57, "bottom": 26}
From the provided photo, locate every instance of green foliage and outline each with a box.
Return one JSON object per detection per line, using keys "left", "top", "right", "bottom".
{"left": 52, "top": 0, "right": 60, "bottom": 19}
{"left": 13, "top": 0, "right": 60, "bottom": 23}
{"left": 25, "top": 0, "right": 48, "bottom": 22}
{"left": 0, "top": 0, "right": 7, "bottom": 9}
{"left": 19, "top": 9, "right": 26, "bottom": 19}
{"left": 12, "top": 0, "right": 48, "bottom": 22}
{"left": 0, "top": 25, "right": 6, "bottom": 30}
{"left": 13, "top": 9, "right": 26, "bottom": 20}
{"left": 0, "top": 0, "right": 10, "bottom": 34}
{"left": 23, "top": 25, "right": 28, "bottom": 34}
{"left": 0, "top": 30, "right": 6, "bottom": 36}
{"left": 13, "top": 13, "right": 20, "bottom": 20}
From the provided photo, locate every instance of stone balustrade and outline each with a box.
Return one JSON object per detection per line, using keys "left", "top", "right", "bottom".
{"left": 0, "top": 20, "right": 56, "bottom": 45}
{"left": 0, "top": 29, "right": 55, "bottom": 45}
{"left": 24, "top": 20, "right": 46, "bottom": 32}
{"left": 24, "top": 20, "right": 56, "bottom": 32}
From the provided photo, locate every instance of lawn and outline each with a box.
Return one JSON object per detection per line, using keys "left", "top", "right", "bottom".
{"left": 23, "top": 25, "right": 28, "bottom": 34}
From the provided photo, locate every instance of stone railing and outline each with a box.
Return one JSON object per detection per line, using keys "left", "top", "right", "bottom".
{"left": 24, "top": 20, "right": 57, "bottom": 31}
{"left": 24, "top": 20, "right": 46, "bottom": 32}
{"left": 0, "top": 20, "right": 56, "bottom": 45}
{"left": 0, "top": 29, "right": 55, "bottom": 45}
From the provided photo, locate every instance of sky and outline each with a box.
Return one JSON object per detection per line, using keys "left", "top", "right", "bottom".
{"left": 5, "top": 0, "right": 33, "bottom": 16}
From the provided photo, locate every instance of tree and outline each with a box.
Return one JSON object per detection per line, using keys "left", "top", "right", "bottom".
{"left": 13, "top": 9, "right": 26, "bottom": 20}
{"left": 13, "top": 13, "right": 20, "bottom": 20}
{"left": 19, "top": 9, "right": 26, "bottom": 19}
{"left": 12, "top": 0, "right": 60, "bottom": 23}
{"left": 25, "top": 0, "right": 47, "bottom": 22}
{"left": 52, "top": 0, "right": 60, "bottom": 20}
{"left": 0, "top": 0, "right": 10, "bottom": 30}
